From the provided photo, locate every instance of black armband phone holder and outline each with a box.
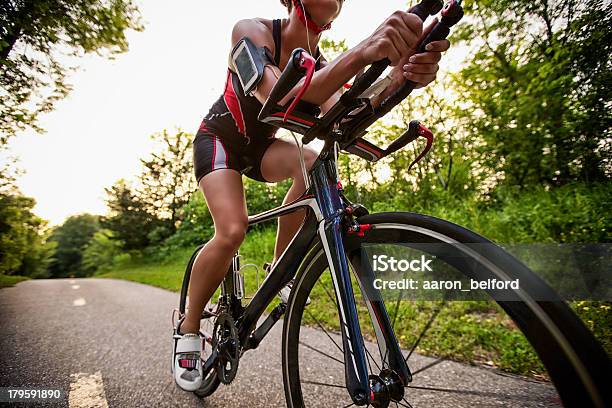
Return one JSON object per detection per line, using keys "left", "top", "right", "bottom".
{"left": 230, "top": 37, "right": 275, "bottom": 96}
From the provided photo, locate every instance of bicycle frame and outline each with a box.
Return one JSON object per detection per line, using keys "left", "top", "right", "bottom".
{"left": 221, "top": 141, "right": 411, "bottom": 405}
{"left": 202, "top": 1, "right": 467, "bottom": 401}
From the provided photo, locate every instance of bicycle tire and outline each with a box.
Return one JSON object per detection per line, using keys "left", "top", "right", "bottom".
{"left": 282, "top": 212, "right": 611, "bottom": 407}
{"left": 179, "top": 243, "right": 221, "bottom": 398}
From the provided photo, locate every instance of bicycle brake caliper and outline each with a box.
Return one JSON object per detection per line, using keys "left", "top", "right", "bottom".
{"left": 347, "top": 223, "right": 372, "bottom": 237}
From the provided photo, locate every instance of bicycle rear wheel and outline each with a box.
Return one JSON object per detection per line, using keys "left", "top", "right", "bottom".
{"left": 282, "top": 212, "right": 611, "bottom": 407}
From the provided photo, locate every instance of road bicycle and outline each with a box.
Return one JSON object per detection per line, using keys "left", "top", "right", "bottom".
{"left": 176, "top": 0, "right": 611, "bottom": 406}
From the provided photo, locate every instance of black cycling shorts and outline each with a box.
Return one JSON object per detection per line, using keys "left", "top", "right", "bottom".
{"left": 193, "top": 121, "right": 277, "bottom": 184}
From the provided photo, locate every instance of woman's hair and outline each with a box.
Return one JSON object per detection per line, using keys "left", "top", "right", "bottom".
{"left": 280, "top": 0, "right": 293, "bottom": 12}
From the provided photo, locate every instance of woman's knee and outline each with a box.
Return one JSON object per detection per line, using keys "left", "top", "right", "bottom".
{"left": 213, "top": 219, "right": 248, "bottom": 251}
{"left": 303, "top": 148, "right": 317, "bottom": 170}
{"left": 291, "top": 148, "right": 318, "bottom": 179}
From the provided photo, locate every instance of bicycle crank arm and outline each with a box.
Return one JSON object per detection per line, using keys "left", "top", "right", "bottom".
{"left": 202, "top": 349, "right": 218, "bottom": 377}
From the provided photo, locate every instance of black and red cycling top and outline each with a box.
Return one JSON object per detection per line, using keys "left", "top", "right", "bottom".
{"left": 200, "top": 19, "right": 322, "bottom": 145}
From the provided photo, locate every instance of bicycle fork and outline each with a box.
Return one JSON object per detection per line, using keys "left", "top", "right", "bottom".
{"left": 311, "top": 156, "right": 411, "bottom": 406}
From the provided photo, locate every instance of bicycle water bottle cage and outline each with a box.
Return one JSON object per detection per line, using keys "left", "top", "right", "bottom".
{"left": 230, "top": 37, "right": 275, "bottom": 95}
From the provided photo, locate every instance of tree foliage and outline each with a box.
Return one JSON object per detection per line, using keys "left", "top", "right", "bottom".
{"left": 0, "top": 0, "right": 143, "bottom": 142}
{"left": 47, "top": 213, "right": 99, "bottom": 277}
{"left": 101, "top": 180, "right": 162, "bottom": 250}
{"left": 450, "top": 0, "right": 611, "bottom": 187}
{"left": 82, "top": 229, "right": 123, "bottom": 274}
{"left": 101, "top": 129, "right": 195, "bottom": 251}
{"left": 0, "top": 164, "right": 53, "bottom": 277}
{"left": 137, "top": 129, "right": 194, "bottom": 233}
{"left": 0, "top": 192, "right": 53, "bottom": 277}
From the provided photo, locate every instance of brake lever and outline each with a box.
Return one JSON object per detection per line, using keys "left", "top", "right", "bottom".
{"left": 382, "top": 120, "right": 434, "bottom": 170}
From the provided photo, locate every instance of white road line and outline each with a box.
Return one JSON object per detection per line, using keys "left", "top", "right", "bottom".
{"left": 69, "top": 372, "right": 109, "bottom": 408}
{"left": 73, "top": 297, "right": 86, "bottom": 306}
{"left": 71, "top": 285, "right": 80, "bottom": 290}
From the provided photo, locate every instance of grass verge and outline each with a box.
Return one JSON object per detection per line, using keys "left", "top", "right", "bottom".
{"left": 0, "top": 275, "right": 30, "bottom": 288}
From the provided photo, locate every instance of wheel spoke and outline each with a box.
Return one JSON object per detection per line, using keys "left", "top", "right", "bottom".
{"left": 400, "top": 398, "right": 414, "bottom": 408}
{"left": 411, "top": 338, "right": 476, "bottom": 376}
{"left": 391, "top": 289, "right": 403, "bottom": 331}
{"left": 407, "top": 384, "right": 516, "bottom": 399}
{"left": 322, "top": 274, "right": 340, "bottom": 309}
{"left": 364, "top": 344, "right": 381, "bottom": 372}
{"left": 302, "top": 380, "right": 346, "bottom": 389}
{"left": 410, "top": 356, "right": 444, "bottom": 375}
{"left": 304, "top": 307, "right": 344, "bottom": 355}
{"left": 405, "top": 301, "right": 445, "bottom": 362}
{"left": 299, "top": 340, "right": 344, "bottom": 365}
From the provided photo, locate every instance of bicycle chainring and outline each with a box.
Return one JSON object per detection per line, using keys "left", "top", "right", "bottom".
{"left": 212, "top": 312, "right": 240, "bottom": 384}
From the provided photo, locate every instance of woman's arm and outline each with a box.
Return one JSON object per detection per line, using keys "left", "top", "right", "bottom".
{"left": 232, "top": 12, "right": 425, "bottom": 108}
{"left": 231, "top": 19, "right": 362, "bottom": 108}
{"left": 317, "top": 57, "right": 342, "bottom": 115}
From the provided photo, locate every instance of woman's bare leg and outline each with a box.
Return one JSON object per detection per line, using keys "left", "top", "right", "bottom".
{"left": 261, "top": 139, "right": 317, "bottom": 263}
{"left": 181, "top": 169, "right": 247, "bottom": 334}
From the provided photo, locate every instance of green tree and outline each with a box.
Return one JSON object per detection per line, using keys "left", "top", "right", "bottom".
{"left": 136, "top": 129, "right": 195, "bottom": 238}
{"left": 451, "top": 0, "right": 611, "bottom": 188}
{"left": 0, "top": 192, "right": 53, "bottom": 277}
{"left": 0, "top": 163, "right": 53, "bottom": 277}
{"left": 101, "top": 179, "right": 163, "bottom": 250}
{"left": 47, "top": 213, "right": 99, "bottom": 277}
{"left": 81, "top": 229, "right": 123, "bottom": 274}
{"left": 0, "top": 0, "right": 142, "bottom": 142}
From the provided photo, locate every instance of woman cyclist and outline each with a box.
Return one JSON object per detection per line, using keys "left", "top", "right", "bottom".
{"left": 173, "top": 0, "right": 450, "bottom": 391}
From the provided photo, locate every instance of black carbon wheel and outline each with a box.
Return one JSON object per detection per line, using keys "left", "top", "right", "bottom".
{"left": 282, "top": 212, "right": 611, "bottom": 407}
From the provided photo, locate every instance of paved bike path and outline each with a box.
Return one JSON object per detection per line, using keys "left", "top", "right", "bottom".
{"left": 0, "top": 279, "right": 560, "bottom": 407}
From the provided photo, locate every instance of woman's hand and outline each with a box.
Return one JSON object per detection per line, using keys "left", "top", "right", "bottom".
{"left": 357, "top": 11, "right": 424, "bottom": 67}
{"left": 401, "top": 38, "right": 450, "bottom": 88}
{"left": 370, "top": 18, "right": 451, "bottom": 107}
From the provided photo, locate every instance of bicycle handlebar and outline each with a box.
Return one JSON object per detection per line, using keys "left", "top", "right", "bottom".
{"left": 340, "top": 0, "right": 444, "bottom": 102}
{"left": 258, "top": 48, "right": 311, "bottom": 123}
{"left": 372, "top": 0, "right": 464, "bottom": 120}
{"left": 257, "top": 0, "right": 464, "bottom": 157}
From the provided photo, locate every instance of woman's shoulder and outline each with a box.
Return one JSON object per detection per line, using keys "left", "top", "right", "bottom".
{"left": 231, "top": 18, "right": 275, "bottom": 48}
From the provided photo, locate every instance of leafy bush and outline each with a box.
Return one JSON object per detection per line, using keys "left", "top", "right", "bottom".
{"left": 82, "top": 229, "right": 124, "bottom": 274}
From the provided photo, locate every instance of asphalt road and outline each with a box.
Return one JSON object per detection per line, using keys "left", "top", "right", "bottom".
{"left": 0, "top": 278, "right": 560, "bottom": 407}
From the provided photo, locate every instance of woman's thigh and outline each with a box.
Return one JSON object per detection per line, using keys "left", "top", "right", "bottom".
{"left": 199, "top": 169, "right": 248, "bottom": 234}
{"left": 260, "top": 139, "right": 318, "bottom": 183}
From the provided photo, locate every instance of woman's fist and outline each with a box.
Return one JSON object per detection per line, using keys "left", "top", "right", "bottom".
{"left": 358, "top": 11, "right": 423, "bottom": 66}
{"left": 402, "top": 38, "right": 450, "bottom": 88}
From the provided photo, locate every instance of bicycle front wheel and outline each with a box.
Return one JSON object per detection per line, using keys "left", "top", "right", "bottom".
{"left": 282, "top": 212, "right": 611, "bottom": 408}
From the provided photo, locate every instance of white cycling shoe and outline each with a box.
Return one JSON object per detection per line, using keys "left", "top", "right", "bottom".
{"left": 172, "top": 324, "right": 203, "bottom": 392}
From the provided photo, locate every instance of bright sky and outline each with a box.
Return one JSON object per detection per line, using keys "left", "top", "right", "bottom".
{"left": 7, "top": 0, "right": 453, "bottom": 225}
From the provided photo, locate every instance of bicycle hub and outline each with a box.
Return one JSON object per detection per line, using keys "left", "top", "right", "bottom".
{"left": 369, "top": 369, "right": 405, "bottom": 407}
